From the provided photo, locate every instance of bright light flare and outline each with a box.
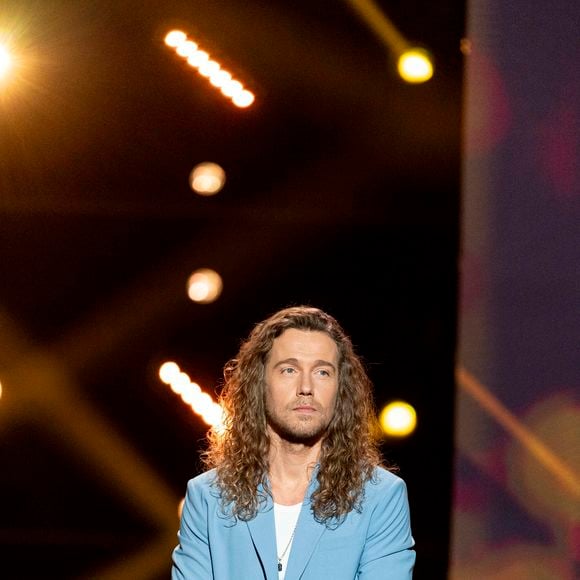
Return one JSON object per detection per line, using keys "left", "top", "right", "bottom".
{"left": 232, "top": 90, "right": 255, "bottom": 108}
{"left": 158, "top": 361, "right": 224, "bottom": 430}
{"left": 164, "top": 30, "right": 187, "bottom": 48}
{"left": 0, "top": 44, "right": 13, "bottom": 80}
{"left": 379, "top": 401, "right": 417, "bottom": 437}
{"left": 164, "top": 29, "right": 255, "bottom": 108}
{"left": 397, "top": 48, "right": 434, "bottom": 84}
{"left": 186, "top": 268, "right": 223, "bottom": 304}
{"left": 189, "top": 162, "right": 226, "bottom": 195}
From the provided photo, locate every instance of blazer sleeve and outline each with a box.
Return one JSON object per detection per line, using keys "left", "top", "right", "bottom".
{"left": 172, "top": 478, "right": 214, "bottom": 580}
{"left": 357, "top": 477, "right": 416, "bottom": 579}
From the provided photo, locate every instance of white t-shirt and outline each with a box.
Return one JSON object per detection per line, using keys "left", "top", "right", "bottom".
{"left": 274, "top": 502, "right": 302, "bottom": 580}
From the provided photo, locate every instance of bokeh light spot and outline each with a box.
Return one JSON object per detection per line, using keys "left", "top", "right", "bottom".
{"left": 379, "top": 401, "right": 417, "bottom": 437}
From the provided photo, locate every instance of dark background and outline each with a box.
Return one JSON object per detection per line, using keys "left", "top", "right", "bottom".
{"left": 0, "top": 1, "right": 464, "bottom": 578}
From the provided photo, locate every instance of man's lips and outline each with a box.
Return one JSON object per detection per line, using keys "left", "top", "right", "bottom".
{"left": 293, "top": 405, "right": 317, "bottom": 413}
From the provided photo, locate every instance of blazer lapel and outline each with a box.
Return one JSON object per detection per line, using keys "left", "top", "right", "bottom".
{"left": 283, "top": 474, "right": 326, "bottom": 579}
{"left": 246, "top": 493, "right": 279, "bottom": 580}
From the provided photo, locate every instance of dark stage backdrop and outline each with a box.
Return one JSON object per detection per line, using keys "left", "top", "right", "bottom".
{"left": 452, "top": 0, "right": 579, "bottom": 578}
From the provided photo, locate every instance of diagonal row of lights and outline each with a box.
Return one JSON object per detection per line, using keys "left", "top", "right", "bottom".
{"left": 159, "top": 361, "right": 225, "bottom": 429}
{"left": 164, "top": 30, "right": 255, "bottom": 108}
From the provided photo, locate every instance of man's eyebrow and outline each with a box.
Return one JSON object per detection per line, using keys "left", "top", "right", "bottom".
{"left": 273, "top": 358, "right": 336, "bottom": 371}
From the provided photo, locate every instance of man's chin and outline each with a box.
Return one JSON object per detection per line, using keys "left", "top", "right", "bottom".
{"left": 268, "top": 419, "right": 327, "bottom": 445}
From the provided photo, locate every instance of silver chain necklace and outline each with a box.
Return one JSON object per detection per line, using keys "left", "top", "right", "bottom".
{"left": 277, "top": 523, "right": 297, "bottom": 572}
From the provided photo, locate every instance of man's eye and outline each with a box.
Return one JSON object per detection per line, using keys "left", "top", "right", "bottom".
{"left": 316, "top": 369, "right": 331, "bottom": 377}
{"left": 281, "top": 367, "right": 296, "bottom": 374}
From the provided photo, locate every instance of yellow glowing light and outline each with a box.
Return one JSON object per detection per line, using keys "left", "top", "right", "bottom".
{"left": 164, "top": 30, "right": 187, "bottom": 48}
{"left": 209, "top": 70, "right": 232, "bottom": 88}
{"left": 198, "top": 60, "right": 220, "bottom": 78}
{"left": 176, "top": 40, "right": 199, "bottom": 58}
{"left": 186, "top": 268, "right": 223, "bottom": 304}
{"left": 160, "top": 361, "right": 225, "bottom": 428}
{"left": 379, "top": 401, "right": 417, "bottom": 437}
{"left": 165, "top": 30, "right": 255, "bottom": 108}
{"left": 220, "top": 79, "right": 243, "bottom": 98}
{"left": 189, "top": 162, "right": 226, "bottom": 195}
{"left": 397, "top": 48, "right": 434, "bottom": 83}
{"left": 232, "top": 89, "right": 255, "bottom": 108}
{"left": 0, "top": 45, "right": 13, "bottom": 80}
{"left": 159, "top": 361, "right": 180, "bottom": 384}
{"left": 187, "top": 50, "right": 209, "bottom": 68}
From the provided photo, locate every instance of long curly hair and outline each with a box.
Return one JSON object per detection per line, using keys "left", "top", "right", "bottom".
{"left": 204, "top": 305, "right": 383, "bottom": 524}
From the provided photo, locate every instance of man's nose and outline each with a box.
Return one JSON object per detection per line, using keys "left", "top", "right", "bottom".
{"left": 297, "top": 372, "right": 313, "bottom": 395}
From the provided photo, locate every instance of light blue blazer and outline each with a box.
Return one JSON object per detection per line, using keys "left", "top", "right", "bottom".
{"left": 172, "top": 466, "right": 415, "bottom": 579}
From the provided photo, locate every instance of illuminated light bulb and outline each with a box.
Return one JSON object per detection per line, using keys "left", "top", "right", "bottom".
{"left": 209, "top": 69, "right": 232, "bottom": 88}
{"left": 180, "top": 381, "right": 202, "bottom": 401}
{"left": 164, "top": 30, "right": 187, "bottom": 48}
{"left": 397, "top": 48, "right": 434, "bottom": 84}
{"left": 232, "top": 89, "right": 255, "bottom": 108}
{"left": 198, "top": 59, "right": 220, "bottom": 78}
{"left": 189, "top": 161, "right": 226, "bottom": 195}
{"left": 192, "top": 392, "right": 213, "bottom": 415}
{"left": 201, "top": 403, "right": 223, "bottom": 426}
{"left": 186, "top": 50, "right": 209, "bottom": 68}
{"left": 176, "top": 40, "right": 199, "bottom": 58}
{"left": 220, "top": 79, "right": 243, "bottom": 98}
{"left": 170, "top": 371, "right": 192, "bottom": 396}
{"left": 186, "top": 268, "right": 223, "bottom": 304}
{"left": 0, "top": 45, "right": 12, "bottom": 80}
{"left": 379, "top": 401, "right": 417, "bottom": 437}
{"left": 159, "top": 361, "right": 180, "bottom": 384}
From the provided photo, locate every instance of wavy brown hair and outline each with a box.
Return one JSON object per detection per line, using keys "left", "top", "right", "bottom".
{"left": 204, "top": 306, "right": 383, "bottom": 524}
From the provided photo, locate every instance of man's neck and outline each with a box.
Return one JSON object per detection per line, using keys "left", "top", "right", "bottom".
{"left": 268, "top": 432, "right": 321, "bottom": 506}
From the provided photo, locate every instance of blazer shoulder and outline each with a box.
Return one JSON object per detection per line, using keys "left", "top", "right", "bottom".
{"left": 366, "top": 466, "right": 408, "bottom": 496}
{"left": 186, "top": 468, "right": 219, "bottom": 499}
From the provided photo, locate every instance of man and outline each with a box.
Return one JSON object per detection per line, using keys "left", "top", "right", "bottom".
{"left": 172, "top": 306, "right": 415, "bottom": 579}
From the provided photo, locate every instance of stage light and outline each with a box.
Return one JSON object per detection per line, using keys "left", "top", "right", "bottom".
{"left": 164, "top": 30, "right": 187, "bottom": 49}
{"left": 397, "top": 48, "right": 434, "bottom": 83}
{"left": 0, "top": 44, "right": 13, "bottom": 81}
{"left": 158, "top": 362, "right": 224, "bottom": 429}
{"left": 164, "top": 30, "right": 255, "bottom": 108}
{"left": 159, "top": 361, "right": 180, "bottom": 384}
{"left": 220, "top": 79, "right": 243, "bottom": 98}
{"left": 186, "top": 268, "right": 223, "bottom": 304}
{"left": 189, "top": 162, "right": 226, "bottom": 196}
{"left": 209, "top": 70, "right": 232, "bottom": 88}
{"left": 232, "top": 89, "right": 255, "bottom": 108}
{"left": 379, "top": 401, "right": 417, "bottom": 437}
{"left": 176, "top": 40, "right": 198, "bottom": 58}
{"left": 198, "top": 60, "right": 220, "bottom": 78}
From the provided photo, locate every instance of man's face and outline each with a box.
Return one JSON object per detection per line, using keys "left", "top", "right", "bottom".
{"left": 264, "top": 328, "right": 339, "bottom": 443}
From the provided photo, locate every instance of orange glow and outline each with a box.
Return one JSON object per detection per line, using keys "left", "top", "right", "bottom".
{"left": 189, "top": 162, "right": 226, "bottom": 195}
{"left": 0, "top": 44, "right": 13, "bottom": 81}
{"left": 186, "top": 268, "right": 223, "bottom": 303}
